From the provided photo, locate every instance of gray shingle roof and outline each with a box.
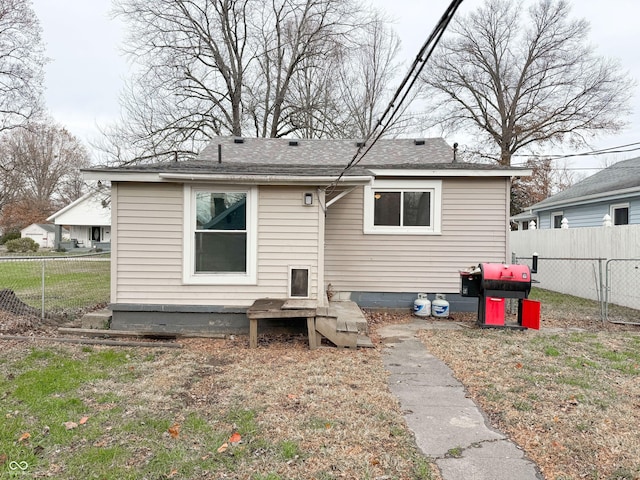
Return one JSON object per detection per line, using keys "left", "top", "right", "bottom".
{"left": 85, "top": 137, "right": 529, "bottom": 178}
{"left": 197, "top": 136, "right": 454, "bottom": 166}
{"left": 531, "top": 157, "right": 640, "bottom": 209}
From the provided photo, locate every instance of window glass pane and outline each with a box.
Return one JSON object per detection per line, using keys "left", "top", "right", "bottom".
{"left": 195, "top": 232, "right": 246, "bottom": 273}
{"left": 196, "top": 192, "right": 246, "bottom": 230}
{"left": 553, "top": 215, "right": 562, "bottom": 228}
{"left": 403, "top": 192, "right": 431, "bottom": 226}
{"left": 614, "top": 207, "right": 629, "bottom": 225}
{"left": 374, "top": 191, "right": 401, "bottom": 226}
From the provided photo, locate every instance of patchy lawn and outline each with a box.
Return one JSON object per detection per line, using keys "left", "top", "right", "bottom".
{"left": 1, "top": 286, "right": 639, "bottom": 479}
{"left": 366, "top": 291, "right": 640, "bottom": 480}
{"left": 0, "top": 334, "right": 437, "bottom": 479}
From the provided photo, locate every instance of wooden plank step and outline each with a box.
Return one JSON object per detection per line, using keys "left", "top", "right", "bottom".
{"left": 315, "top": 316, "right": 358, "bottom": 348}
{"left": 336, "top": 318, "right": 359, "bottom": 333}
{"left": 356, "top": 335, "right": 375, "bottom": 348}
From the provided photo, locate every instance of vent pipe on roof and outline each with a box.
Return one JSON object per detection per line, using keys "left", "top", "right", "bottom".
{"left": 356, "top": 141, "right": 365, "bottom": 148}
{"left": 289, "top": 140, "right": 299, "bottom": 146}
{"left": 233, "top": 137, "right": 244, "bottom": 144}
{"left": 453, "top": 142, "right": 458, "bottom": 163}
{"left": 218, "top": 143, "right": 222, "bottom": 164}
{"left": 414, "top": 139, "right": 425, "bottom": 146}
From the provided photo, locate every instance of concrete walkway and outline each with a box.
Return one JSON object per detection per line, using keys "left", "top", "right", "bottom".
{"left": 378, "top": 320, "right": 543, "bottom": 480}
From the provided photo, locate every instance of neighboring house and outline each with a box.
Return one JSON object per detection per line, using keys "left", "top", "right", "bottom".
{"left": 83, "top": 137, "right": 529, "bottom": 334}
{"left": 47, "top": 189, "right": 112, "bottom": 249}
{"left": 20, "top": 223, "right": 67, "bottom": 248}
{"left": 513, "top": 157, "right": 640, "bottom": 230}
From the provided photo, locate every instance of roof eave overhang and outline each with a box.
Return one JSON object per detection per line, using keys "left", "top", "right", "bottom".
{"left": 531, "top": 185, "right": 640, "bottom": 212}
{"left": 368, "top": 168, "right": 532, "bottom": 177}
{"left": 83, "top": 170, "right": 373, "bottom": 186}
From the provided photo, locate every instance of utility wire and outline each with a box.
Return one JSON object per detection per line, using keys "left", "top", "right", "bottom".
{"left": 328, "top": 0, "right": 465, "bottom": 190}
{"left": 510, "top": 141, "right": 640, "bottom": 160}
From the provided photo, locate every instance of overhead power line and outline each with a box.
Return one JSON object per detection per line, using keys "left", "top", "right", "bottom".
{"left": 510, "top": 141, "right": 640, "bottom": 160}
{"left": 329, "top": 0, "right": 465, "bottom": 189}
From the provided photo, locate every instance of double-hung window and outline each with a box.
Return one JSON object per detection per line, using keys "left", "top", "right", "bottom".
{"left": 183, "top": 186, "right": 257, "bottom": 284}
{"left": 364, "top": 180, "right": 442, "bottom": 234}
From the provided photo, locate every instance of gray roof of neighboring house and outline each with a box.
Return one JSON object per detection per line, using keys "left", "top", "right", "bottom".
{"left": 531, "top": 156, "right": 640, "bottom": 210}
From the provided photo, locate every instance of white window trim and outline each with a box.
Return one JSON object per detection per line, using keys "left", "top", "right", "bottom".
{"left": 610, "top": 203, "right": 630, "bottom": 225}
{"left": 551, "top": 211, "right": 564, "bottom": 229}
{"left": 363, "top": 179, "right": 442, "bottom": 235}
{"left": 182, "top": 184, "right": 258, "bottom": 285}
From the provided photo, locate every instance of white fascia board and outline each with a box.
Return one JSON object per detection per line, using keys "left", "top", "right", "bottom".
{"left": 83, "top": 170, "right": 373, "bottom": 186}
{"left": 369, "top": 168, "right": 532, "bottom": 177}
{"left": 158, "top": 173, "right": 372, "bottom": 185}
{"left": 83, "top": 171, "right": 164, "bottom": 182}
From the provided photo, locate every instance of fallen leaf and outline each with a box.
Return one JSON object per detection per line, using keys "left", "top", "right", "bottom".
{"left": 167, "top": 469, "right": 178, "bottom": 478}
{"left": 79, "top": 416, "right": 89, "bottom": 425}
{"left": 63, "top": 422, "right": 78, "bottom": 430}
{"left": 33, "top": 445, "right": 45, "bottom": 456}
{"left": 515, "top": 362, "right": 523, "bottom": 369}
{"left": 18, "top": 432, "right": 31, "bottom": 443}
{"left": 0, "top": 453, "right": 7, "bottom": 465}
{"left": 168, "top": 423, "right": 180, "bottom": 439}
{"left": 217, "top": 442, "right": 228, "bottom": 453}
{"left": 287, "top": 394, "right": 298, "bottom": 400}
{"left": 229, "top": 432, "right": 241, "bottom": 445}
{"left": 201, "top": 454, "right": 210, "bottom": 461}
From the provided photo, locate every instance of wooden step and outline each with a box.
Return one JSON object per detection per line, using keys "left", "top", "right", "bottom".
{"left": 315, "top": 316, "right": 358, "bottom": 348}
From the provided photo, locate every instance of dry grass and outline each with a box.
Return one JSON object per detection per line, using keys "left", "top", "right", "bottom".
{"left": 392, "top": 310, "right": 640, "bottom": 480}
{"left": 0, "top": 330, "right": 437, "bottom": 479}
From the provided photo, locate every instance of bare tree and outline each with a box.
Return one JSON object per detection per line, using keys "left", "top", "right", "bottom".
{"left": 511, "top": 157, "right": 579, "bottom": 214}
{"left": 101, "top": 0, "right": 402, "bottom": 164}
{"left": 422, "top": 0, "right": 635, "bottom": 166}
{"left": 0, "top": 0, "right": 46, "bottom": 132}
{"left": 0, "top": 122, "right": 91, "bottom": 230}
{"left": 336, "top": 15, "right": 404, "bottom": 138}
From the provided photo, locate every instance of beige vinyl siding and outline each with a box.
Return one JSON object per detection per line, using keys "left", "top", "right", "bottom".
{"left": 325, "top": 178, "right": 508, "bottom": 293}
{"left": 114, "top": 183, "right": 320, "bottom": 306}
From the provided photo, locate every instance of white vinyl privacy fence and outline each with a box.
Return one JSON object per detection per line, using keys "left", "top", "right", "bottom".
{"left": 511, "top": 225, "right": 640, "bottom": 324}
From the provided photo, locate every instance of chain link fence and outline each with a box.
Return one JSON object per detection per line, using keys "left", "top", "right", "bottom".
{"left": 514, "top": 255, "right": 640, "bottom": 325}
{"left": 0, "top": 253, "right": 110, "bottom": 324}
{"left": 605, "top": 259, "right": 640, "bottom": 325}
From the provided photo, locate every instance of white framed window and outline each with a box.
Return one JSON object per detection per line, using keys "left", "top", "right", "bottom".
{"left": 183, "top": 185, "right": 258, "bottom": 285}
{"left": 551, "top": 211, "right": 564, "bottom": 229}
{"left": 364, "top": 179, "right": 442, "bottom": 234}
{"left": 610, "top": 203, "right": 629, "bottom": 226}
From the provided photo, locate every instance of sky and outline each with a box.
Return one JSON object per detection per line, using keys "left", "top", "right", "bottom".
{"left": 31, "top": 0, "right": 640, "bottom": 173}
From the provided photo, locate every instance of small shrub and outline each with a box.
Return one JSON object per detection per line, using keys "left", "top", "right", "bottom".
{"left": 0, "top": 231, "right": 20, "bottom": 245}
{"left": 5, "top": 237, "right": 39, "bottom": 253}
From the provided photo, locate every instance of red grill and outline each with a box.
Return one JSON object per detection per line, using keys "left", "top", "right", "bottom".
{"left": 460, "top": 263, "right": 540, "bottom": 329}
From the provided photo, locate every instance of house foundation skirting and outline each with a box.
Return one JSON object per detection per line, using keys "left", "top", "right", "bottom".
{"left": 109, "top": 304, "right": 307, "bottom": 336}
{"left": 339, "top": 292, "right": 478, "bottom": 312}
